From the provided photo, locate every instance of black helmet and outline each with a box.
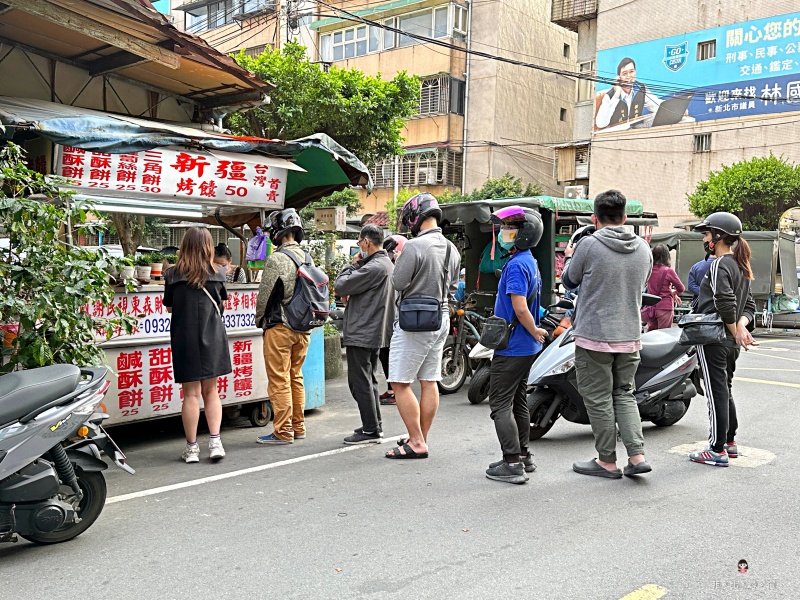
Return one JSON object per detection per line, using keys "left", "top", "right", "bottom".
{"left": 398, "top": 193, "right": 442, "bottom": 236}
{"left": 267, "top": 208, "right": 304, "bottom": 245}
{"left": 490, "top": 205, "right": 544, "bottom": 250}
{"left": 694, "top": 212, "right": 742, "bottom": 238}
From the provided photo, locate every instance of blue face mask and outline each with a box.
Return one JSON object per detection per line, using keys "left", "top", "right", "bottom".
{"left": 497, "top": 230, "right": 516, "bottom": 251}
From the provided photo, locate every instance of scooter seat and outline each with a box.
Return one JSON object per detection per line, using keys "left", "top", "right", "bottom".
{"left": 639, "top": 328, "right": 686, "bottom": 366}
{"left": 0, "top": 365, "right": 81, "bottom": 425}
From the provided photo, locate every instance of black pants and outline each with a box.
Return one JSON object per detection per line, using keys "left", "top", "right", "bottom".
{"left": 489, "top": 354, "right": 537, "bottom": 464}
{"left": 379, "top": 347, "right": 392, "bottom": 391}
{"left": 696, "top": 344, "right": 740, "bottom": 452}
{"left": 346, "top": 346, "right": 382, "bottom": 433}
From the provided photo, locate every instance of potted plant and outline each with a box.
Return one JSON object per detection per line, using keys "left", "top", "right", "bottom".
{"left": 162, "top": 253, "right": 178, "bottom": 272}
{"left": 147, "top": 252, "right": 164, "bottom": 280}
{"left": 133, "top": 254, "right": 152, "bottom": 282}
{"left": 120, "top": 256, "right": 136, "bottom": 280}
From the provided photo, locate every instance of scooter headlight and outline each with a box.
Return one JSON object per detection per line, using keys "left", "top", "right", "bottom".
{"left": 544, "top": 359, "right": 575, "bottom": 378}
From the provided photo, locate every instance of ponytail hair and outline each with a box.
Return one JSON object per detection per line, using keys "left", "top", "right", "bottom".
{"left": 730, "top": 237, "right": 754, "bottom": 280}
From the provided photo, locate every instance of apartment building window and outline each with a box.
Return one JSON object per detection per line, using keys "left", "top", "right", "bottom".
{"left": 697, "top": 40, "right": 716, "bottom": 61}
{"left": 693, "top": 133, "right": 712, "bottom": 153}
{"left": 383, "top": 17, "right": 397, "bottom": 49}
{"left": 399, "top": 7, "right": 449, "bottom": 47}
{"left": 327, "top": 25, "right": 368, "bottom": 60}
{"left": 419, "top": 75, "right": 449, "bottom": 114}
{"left": 369, "top": 150, "right": 463, "bottom": 188}
{"left": 560, "top": 108, "right": 567, "bottom": 121}
{"left": 563, "top": 43, "right": 570, "bottom": 58}
{"left": 576, "top": 60, "right": 595, "bottom": 102}
{"left": 450, "top": 78, "right": 466, "bottom": 115}
{"left": 242, "top": 44, "right": 270, "bottom": 58}
{"left": 453, "top": 5, "right": 468, "bottom": 41}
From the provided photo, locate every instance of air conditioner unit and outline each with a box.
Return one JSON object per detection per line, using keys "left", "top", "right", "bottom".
{"left": 564, "top": 185, "right": 587, "bottom": 199}
{"left": 417, "top": 167, "right": 438, "bottom": 185}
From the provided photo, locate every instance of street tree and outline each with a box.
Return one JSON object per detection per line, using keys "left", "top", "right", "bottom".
{"left": 437, "top": 172, "right": 543, "bottom": 204}
{"left": 229, "top": 42, "right": 420, "bottom": 167}
{"left": 688, "top": 154, "right": 800, "bottom": 230}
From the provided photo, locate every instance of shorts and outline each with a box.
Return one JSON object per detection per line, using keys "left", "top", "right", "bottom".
{"left": 387, "top": 316, "right": 449, "bottom": 383}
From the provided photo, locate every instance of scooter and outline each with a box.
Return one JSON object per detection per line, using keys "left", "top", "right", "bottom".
{"left": 525, "top": 297, "right": 702, "bottom": 440}
{"left": 466, "top": 305, "right": 566, "bottom": 405}
{"left": 0, "top": 364, "right": 134, "bottom": 545}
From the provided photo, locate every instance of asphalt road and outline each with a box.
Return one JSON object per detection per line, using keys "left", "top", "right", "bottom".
{"left": 1, "top": 331, "right": 799, "bottom": 600}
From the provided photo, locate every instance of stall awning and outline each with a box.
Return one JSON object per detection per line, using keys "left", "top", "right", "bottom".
{"left": 0, "top": 96, "right": 372, "bottom": 220}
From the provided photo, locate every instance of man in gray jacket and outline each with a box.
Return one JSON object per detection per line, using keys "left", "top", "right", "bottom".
{"left": 335, "top": 224, "right": 395, "bottom": 444}
{"left": 562, "top": 190, "right": 653, "bottom": 479}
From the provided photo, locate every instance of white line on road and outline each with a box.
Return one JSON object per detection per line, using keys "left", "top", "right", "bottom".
{"left": 106, "top": 435, "right": 403, "bottom": 505}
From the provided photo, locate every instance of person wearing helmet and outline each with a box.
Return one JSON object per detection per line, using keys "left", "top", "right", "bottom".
{"left": 562, "top": 190, "right": 653, "bottom": 479}
{"left": 254, "top": 208, "right": 311, "bottom": 445}
{"left": 385, "top": 193, "right": 460, "bottom": 459}
{"left": 484, "top": 206, "right": 548, "bottom": 484}
{"left": 688, "top": 212, "right": 757, "bottom": 467}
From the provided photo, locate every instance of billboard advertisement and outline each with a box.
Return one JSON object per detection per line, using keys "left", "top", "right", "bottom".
{"left": 594, "top": 11, "right": 800, "bottom": 133}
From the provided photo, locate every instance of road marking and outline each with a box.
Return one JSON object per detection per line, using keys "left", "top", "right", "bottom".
{"left": 746, "top": 351, "right": 800, "bottom": 363}
{"left": 737, "top": 367, "right": 800, "bottom": 371}
{"left": 106, "top": 435, "right": 403, "bottom": 505}
{"left": 735, "top": 377, "right": 800, "bottom": 389}
{"left": 618, "top": 584, "right": 668, "bottom": 600}
{"left": 669, "top": 442, "right": 776, "bottom": 468}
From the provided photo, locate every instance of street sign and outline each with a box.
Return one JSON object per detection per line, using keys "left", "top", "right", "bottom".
{"left": 314, "top": 206, "right": 347, "bottom": 232}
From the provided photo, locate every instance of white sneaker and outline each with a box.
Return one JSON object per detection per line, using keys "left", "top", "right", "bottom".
{"left": 181, "top": 443, "right": 200, "bottom": 463}
{"left": 208, "top": 438, "right": 225, "bottom": 461}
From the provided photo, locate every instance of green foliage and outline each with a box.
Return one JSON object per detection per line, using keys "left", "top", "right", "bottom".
{"left": 688, "top": 154, "right": 800, "bottom": 231}
{"left": 162, "top": 253, "right": 178, "bottom": 265}
{"left": 133, "top": 254, "right": 152, "bottom": 267}
{"left": 438, "top": 173, "right": 543, "bottom": 205}
{"left": 323, "top": 323, "right": 339, "bottom": 337}
{"left": 303, "top": 221, "right": 350, "bottom": 302}
{"left": 228, "top": 42, "right": 420, "bottom": 166}
{"left": 106, "top": 214, "right": 165, "bottom": 257}
{"left": 144, "top": 252, "right": 163, "bottom": 264}
{"left": 383, "top": 187, "right": 420, "bottom": 232}
{"left": 0, "top": 142, "right": 137, "bottom": 372}
{"left": 299, "top": 188, "right": 362, "bottom": 222}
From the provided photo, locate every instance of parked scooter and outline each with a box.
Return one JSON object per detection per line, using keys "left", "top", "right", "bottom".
{"left": 525, "top": 296, "right": 702, "bottom": 440}
{"left": 0, "top": 365, "right": 134, "bottom": 545}
{"left": 466, "top": 305, "right": 565, "bottom": 405}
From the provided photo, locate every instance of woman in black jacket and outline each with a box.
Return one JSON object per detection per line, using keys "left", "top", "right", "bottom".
{"left": 164, "top": 227, "right": 232, "bottom": 464}
{"left": 688, "top": 213, "right": 757, "bottom": 468}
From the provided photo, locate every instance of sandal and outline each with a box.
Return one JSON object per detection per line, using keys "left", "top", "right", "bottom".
{"left": 385, "top": 443, "right": 428, "bottom": 459}
{"left": 397, "top": 437, "right": 409, "bottom": 446}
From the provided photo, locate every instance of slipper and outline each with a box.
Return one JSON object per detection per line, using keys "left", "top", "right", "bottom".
{"left": 385, "top": 443, "right": 428, "bottom": 459}
{"left": 572, "top": 459, "right": 622, "bottom": 479}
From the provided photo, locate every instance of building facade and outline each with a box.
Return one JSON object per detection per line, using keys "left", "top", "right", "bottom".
{"left": 554, "top": 1, "right": 800, "bottom": 230}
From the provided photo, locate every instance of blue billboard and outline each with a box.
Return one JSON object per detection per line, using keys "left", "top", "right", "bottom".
{"left": 594, "top": 11, "right": 800, "bottom": 133}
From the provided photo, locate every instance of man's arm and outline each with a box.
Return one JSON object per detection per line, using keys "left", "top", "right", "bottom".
{"left": 595, "top": 92, "right": 620, "bottom": 129}
{"left": 334, "top": 261, "right": 380, "bottom": 297}
{"left": 561, "top": 240, "right": 588, "bottom": 290}
{"left": 510, "top": 294, "right": 547, "bottom": 341}
{"left": 391, "top": 244, "right": 418, "bottom": 292}
{"left": 255, "top": 256, "right": 281, "bottom": 326}
{"left": 687, "top": 264, "right": 701, "bottom": 297}
{"left": 735, "top": 290, "right": 759, "bottom": 350}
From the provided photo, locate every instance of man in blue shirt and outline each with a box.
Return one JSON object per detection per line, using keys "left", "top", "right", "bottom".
{"left": 688, "top": 256, "right": 715, "bottom": 306}
{"left": 485, "top": 206, "right": 548, "bottom": 485}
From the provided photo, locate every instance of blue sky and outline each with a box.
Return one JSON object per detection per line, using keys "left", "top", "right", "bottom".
{"left": 151, "top": 0, "right": 169, "bottom": 13}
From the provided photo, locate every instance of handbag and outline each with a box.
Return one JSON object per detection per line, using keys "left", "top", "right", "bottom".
{"left": 398, "top": 242, "right": 452, "bottom": 332}
{"left": 677, "top": 312, "right": 725, "bottom": 346}
{"left": 479, "top": 266, "right": 539, "bottom": 350}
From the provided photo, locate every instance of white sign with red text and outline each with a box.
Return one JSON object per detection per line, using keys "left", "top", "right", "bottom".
{"left": 55, "top": 145, "right": 304, "bottom": 208}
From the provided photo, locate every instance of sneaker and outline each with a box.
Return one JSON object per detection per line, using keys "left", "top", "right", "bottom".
{"left": 725, "top": 441, "right": 738, "bottom": 458}
{"left": 256, "top": 433, "right": 292, "bottom": 445}
{"left": 181, "top": 443, "right": 200, "bottom": 463}
{"left": 689, "top": 447, "right": 729, "bottom": 467}
{"left": 485, "top": 462, "right": 527, "bottom": 485}
{"left": 208, "top": 438, "right": 225, "bottom": 461}
{"left": 379, "top": 393, "right": 396, "bottom": 406}
{"left": 489, "top": 454, "right": 536, "bottom": 474}
{"left": 343, "top": 431, "right": 384, "bottom": 445}
{"left": 379, "top": 390, "right": 394, "bottom": 400}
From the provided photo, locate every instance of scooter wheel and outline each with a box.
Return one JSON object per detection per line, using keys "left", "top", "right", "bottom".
{"left": 20, "top": 470, "right": 107, "bottom": 545}
{"left": 527, "top": 388, "right": 559, "bottom": 441}
{"left": 438, "top": 345, "right": 468, "bottom": 395}
{"left": 467, "top": 366, "right": 491, "bottom": 405}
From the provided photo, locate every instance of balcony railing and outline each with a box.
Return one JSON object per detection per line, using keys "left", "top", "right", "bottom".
{"left": 551, "top": 0, "right": 598, "bottom": 31}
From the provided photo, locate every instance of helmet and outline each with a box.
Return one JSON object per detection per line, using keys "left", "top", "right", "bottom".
{"left": 490, "top": 205, "right": 544, "bottom": 250}
{"left": 382, "top": 234, "right": 407, "bottom": 255}
{"left": 398, "top": 193, "right": 442, "bottom": 236}
{"left": 569, "top": 224, "right": 596, "bottom": 247}
{"left": 694, "top": 212, "right": 743, "bottom": 239}
{"left": 266, "top": 208, "right": 304, "bottom": 245}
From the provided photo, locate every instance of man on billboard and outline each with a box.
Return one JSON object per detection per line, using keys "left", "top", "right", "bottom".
{"left": 595, "top": 57, "right": 662, "bottom": 130}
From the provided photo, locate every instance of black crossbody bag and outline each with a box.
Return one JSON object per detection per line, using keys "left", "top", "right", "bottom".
{"left": 398, "top": 242, "right": 452, "bottom": 332}
{"left": 677, "top": 312, "right": 726, "bottom": 346}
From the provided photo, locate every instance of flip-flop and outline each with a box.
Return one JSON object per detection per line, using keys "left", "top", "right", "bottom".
{"left": 385, "top": 443, "right": 428, "bottom": 459}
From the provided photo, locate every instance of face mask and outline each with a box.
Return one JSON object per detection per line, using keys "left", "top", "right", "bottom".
{"left": 703, "top": 240, "right": 714, "bottom": 257}
{"left": 360, "top": 250, "right": 368, "bottom": 259}
{"left": 498, "top": 229, "right": 517, "bottom": 250}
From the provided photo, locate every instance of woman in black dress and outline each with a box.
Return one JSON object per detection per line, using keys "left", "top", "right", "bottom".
{"left": 164, "top": 227, "right": 232, "bottom": 463}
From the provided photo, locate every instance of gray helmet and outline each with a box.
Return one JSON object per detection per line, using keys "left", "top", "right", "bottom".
{"left": 694, "top": 212, "right": 743, "bottom": 238}
{"left": 267, "top": 208, "right": 304, "bottom": 245}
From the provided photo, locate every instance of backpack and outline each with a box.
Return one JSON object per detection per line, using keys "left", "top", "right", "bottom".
{"left": 279, "top": 249, "right": 330, "bottom": 331}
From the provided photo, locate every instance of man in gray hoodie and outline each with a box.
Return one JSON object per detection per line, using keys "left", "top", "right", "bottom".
{"left": 562, "top": 190, "right": 653, "bottom": 479}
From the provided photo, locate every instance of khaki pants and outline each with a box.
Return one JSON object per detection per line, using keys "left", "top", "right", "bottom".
{"left": 264, "top": 324, "right": 310, "bottom": 441}
{"left": 575, "top": 346, "right": 644, "bottom": 463}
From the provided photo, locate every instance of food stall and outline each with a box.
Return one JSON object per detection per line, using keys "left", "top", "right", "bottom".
{"left": 440, "top": 197, "right": 658, "bottom": 309}
{"left": 1, "top": 97, "right": 371, "bottom": 426}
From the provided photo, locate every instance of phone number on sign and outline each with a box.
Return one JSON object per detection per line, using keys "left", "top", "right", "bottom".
{"left": 223, "top": 313, "right": 256, "bottom": 329}
{"left": 137, "top": 313, "right": 255, "bottom": 335}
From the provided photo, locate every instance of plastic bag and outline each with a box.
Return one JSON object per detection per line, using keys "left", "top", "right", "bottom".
{"left": 246, "top": 227, "right": 268, "bottom": 262}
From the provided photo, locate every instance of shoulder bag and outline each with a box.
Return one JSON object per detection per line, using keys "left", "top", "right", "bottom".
{"left": 201, "top": 285, "right": 223, "bottom": 320}
{"left": 398, "top": 242, "right": 452, "bottom": 332}
{"left": 677, "top": 312, "right": 725, "bottom": 346}
{"left": 480, "top": 263, "right": 540, "bottom": 350}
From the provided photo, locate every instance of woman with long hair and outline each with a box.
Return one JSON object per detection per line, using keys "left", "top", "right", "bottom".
{"left": 688, "top": 213, "right": 757, "bottom": 468}
{"left": 214, "top": 243, "right": 247, "bottom": 283}
{"left": 164, "top": 227, "right": 232, "bottom": 463}
{"left": 643, "top": 244, "right": 685, "bottom": 331}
